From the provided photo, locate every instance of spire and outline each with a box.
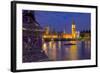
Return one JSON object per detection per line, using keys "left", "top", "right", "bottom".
{"left": 72, "top": 19, "right": 75, "bottom": 25}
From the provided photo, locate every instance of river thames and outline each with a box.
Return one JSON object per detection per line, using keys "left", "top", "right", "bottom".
{"left": 42, "top": 40, "right": 91, "bottom": 61}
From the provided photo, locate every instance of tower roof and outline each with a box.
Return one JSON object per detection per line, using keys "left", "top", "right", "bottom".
{"left": 72, "top": 20, "right": 75, "bottom": 25}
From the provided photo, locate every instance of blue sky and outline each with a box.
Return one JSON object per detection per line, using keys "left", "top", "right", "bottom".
{"left": 34, "top": 10, "right": 91, "bottom": 33}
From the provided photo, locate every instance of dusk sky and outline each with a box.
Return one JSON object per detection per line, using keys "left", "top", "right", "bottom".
{"left": 34, "top": 10, "right": 91, "bottom": 33}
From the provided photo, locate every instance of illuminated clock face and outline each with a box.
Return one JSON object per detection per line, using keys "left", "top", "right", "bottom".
{"left": 72, "top": 25, "right": 75, "bottom": 28}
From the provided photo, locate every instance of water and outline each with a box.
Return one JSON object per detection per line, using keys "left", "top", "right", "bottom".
{"left": 42, "top": 40, "right": 91, "bottom": 61}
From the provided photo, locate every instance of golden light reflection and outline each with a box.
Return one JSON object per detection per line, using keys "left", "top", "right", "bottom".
{"left": 50, "top": 42, "right": 57, "bottom": 60}
{"left": 49, "top": 41, "right": 53, "bottom": 48}
{"left": 58, "top": 41, "right": 61, "bottom": 48}
{"left": 69, "top": 41, "right": 78, "bottom": 60}
{"left": 42, "top": 39, "right": 57, "bottom": 61}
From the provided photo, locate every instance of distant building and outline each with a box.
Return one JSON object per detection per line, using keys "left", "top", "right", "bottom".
{"left": 43, "top": 20, "right": 77, "bottom": 39}
{"left": 62, "top": 20, "right": 77, "bottom": 39}
{"left": 72, "top": 20, "right": 77, "bottom": 38}
{"left": 44, "top": 26, "right": 50, "bottom": 35}
{"left": 80, "top": 30, "right": 91, "bottom": 39}
{"left": 76, "top": 31, "right": 80, "bottom": 38}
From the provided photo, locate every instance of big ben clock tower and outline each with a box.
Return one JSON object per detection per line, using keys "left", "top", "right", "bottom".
{"left": 72, "top": 20, "right": 76, "bottom": 39}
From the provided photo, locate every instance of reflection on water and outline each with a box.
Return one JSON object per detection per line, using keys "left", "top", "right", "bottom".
{"left": 42, "top": 40, "right": 91, "bottom": 61}
{"left": 69, "top": 44, "right": 78, "bottom": 60}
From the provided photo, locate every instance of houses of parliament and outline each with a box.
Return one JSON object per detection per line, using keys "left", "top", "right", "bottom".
{"left": 43, "top": 20, "right": 78, "bottom": 40}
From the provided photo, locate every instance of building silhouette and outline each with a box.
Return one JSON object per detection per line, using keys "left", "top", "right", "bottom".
{"left": 23, "top": 10, "right": 48, "bottom": 62}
